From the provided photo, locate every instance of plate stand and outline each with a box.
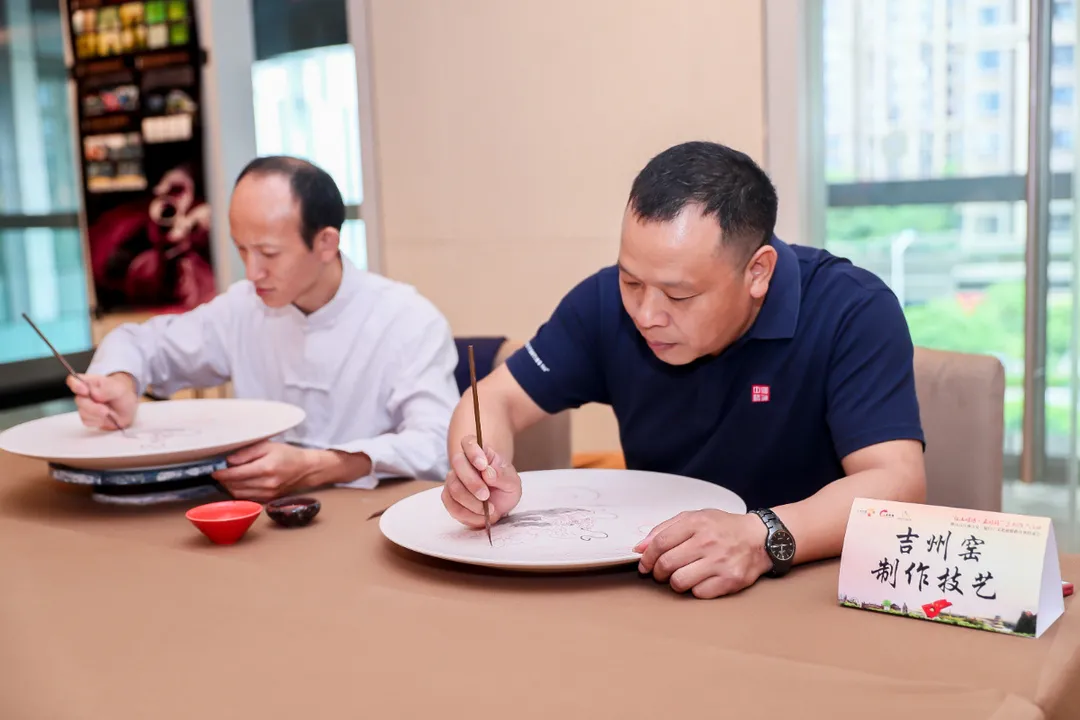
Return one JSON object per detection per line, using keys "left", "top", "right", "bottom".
{"left": 48, "top": 456, "right": 230, "bottom": 506}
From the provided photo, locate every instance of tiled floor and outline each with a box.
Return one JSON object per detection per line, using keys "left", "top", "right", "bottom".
{"left": 2, "top": 399, "right": 1079, "bottom": 551}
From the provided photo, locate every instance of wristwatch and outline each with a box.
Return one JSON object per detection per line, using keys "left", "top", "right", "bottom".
{"left": 750, "top": 508, "right": 796, "bottom": 578}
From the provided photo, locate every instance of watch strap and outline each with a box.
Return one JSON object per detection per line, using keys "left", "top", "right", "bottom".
{"left": 751, "top": 508, "right": 794, "bottom": 578}
{"left": 753, "top": 508, "right": 783, "bottom": 533}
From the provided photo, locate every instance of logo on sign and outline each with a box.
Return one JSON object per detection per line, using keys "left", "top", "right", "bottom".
{"left": 752, "top": 385, "right": 770, "bottom": 403}
{"left": 863, "top": 507, "right": 913, "bottom": 521}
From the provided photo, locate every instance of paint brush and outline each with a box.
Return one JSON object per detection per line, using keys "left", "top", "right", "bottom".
{"left": 21, "top": 313, "right": 131, "bottom": 437}
{"left": 467, "top": 344, "right": 493, "bottom": 546}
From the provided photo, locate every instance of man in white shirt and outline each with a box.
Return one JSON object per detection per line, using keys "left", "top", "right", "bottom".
{"left": 69, "top": 156, "right": 460, "bottom": 500}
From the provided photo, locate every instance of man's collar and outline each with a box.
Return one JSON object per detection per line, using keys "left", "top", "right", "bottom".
{"left": 296, "top": 253, "right": 359, "bottom": 327}
{"left": 747, "top": 235, "right": 802, "bottom": 340}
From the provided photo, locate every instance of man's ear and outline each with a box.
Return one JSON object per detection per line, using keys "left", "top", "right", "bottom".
{"left": 745, "top": 245, "right": 777, "bottom": 301}
{"left": 313, "top": 227, "right": 341, "bottom": 261}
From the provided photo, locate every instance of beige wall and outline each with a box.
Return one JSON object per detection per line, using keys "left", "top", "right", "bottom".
{"left": 364, "top": 0, "right": 767, "bottom": 453}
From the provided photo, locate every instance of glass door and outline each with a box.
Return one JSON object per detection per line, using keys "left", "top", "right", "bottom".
{"left": 1055, "top": 0, "right": 1080, "bottom": 545}
{"left": 818, "top": 0, "right": 1080, "bottom": 548}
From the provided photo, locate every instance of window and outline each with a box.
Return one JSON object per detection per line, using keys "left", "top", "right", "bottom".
{"left": 1051, "top": 212, "right": 1072, "bottom": 233}
{"left": 979, "top": 133, "right": 1002, "bottom": 160}
{"left": 1053, "top": 45, "right": 1074, "bottom": 67}
{"left": 250, "top": 0, "right": 368, "bottom": 269}
{"left": 979, "top": 5, "right": 1000, "bottom": 25}
{"left": 978, "top": 50, "right": 1001, "bottom": 70}
{"left": 979, "top": 91, "right": 1001, "bottom": 114}
{"left": 0, "top": 0, "right": 91, "bottom": 365}
{"left": 974, "top": 214, "right": 1000, "bottom": 233}
{"left": 946, "top": 132, "right": 964, "bottom": 170}
{"left": 886, "top": 0, "right": 900, "bottom": 25}
{"left": 826, "top": 134, "right": 843, "bottom": 174}
{"left": 819, "top": 0, "right": 1032, "bottom": 485}
{"left": 920, "top": 131, "right": 935, "bottom": 176}
{"left": 921, "top": 0, "right": 935, "bottom": 32}
{"left": 811, "top": 0, "right": 1080, "bottom": 533}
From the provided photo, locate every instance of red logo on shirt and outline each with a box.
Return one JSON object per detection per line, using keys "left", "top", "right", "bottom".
{"left": 752, "top": 385, "right": 770, "bottom": 403}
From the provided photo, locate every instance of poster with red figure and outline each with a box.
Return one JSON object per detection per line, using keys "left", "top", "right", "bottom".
{"left": 67, "top": 0, "right": 216, "bottom": 314}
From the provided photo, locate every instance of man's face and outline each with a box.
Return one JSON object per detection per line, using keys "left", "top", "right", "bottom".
{"left": 617, "top": 204, "right": 775, "bottom": 365}
{"left": 228, "top": 173, "right": 335, "bottom": 309}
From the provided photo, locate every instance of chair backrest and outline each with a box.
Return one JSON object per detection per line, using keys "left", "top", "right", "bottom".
{"left": 452, "top": 336, "right": 572, "bottom": 472}
{"left": 913, "top": 346, "right": 1005, "bottom": 512}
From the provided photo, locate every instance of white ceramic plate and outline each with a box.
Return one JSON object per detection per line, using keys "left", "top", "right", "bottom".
{"left": 379, "top": 468, "right": 747, "bottom": 572}
{"left": 0, "top": 398, "right": 306, "bottom": 470}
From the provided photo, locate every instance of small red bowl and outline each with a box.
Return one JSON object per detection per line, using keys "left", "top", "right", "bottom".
{"left": 185, "top": 500, "right": 263, "bottom": 545}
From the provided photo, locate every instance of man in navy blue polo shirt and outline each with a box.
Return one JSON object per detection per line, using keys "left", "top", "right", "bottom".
{"left": 441, "top": 141, "right": 926, "bottom": 599}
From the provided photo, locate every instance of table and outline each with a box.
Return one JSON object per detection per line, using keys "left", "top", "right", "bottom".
{"left": 1, "top": 451, "right": 1077, "bottom": 720}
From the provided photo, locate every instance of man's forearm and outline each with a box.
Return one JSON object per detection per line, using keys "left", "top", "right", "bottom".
{"left": 88, "top": 307, "right": 233, "bottom": 397}
{"left": 302, "top": 449, "right": 374, "bottom": 488}
{"left": 771, "top": 466, "right": 925, "bottom": 566}
{"left": 447, "top": 392, "right": 518, "bottom": 464}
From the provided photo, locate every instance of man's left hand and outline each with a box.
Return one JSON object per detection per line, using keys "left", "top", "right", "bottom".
{"left": 634, "top": 510, "right": 774, "bottom": 599}
{"left": 211, "top": 441, "right": 317, "bottom": 502}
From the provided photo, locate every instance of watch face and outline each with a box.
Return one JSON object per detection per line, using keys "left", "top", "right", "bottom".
{"left": 769, "top": 529, "right": 796, "bottom": 562}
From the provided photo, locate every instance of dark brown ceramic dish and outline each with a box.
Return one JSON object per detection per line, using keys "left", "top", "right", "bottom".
{"left": 265, "top": 496, "right": 321, "bottom": 528}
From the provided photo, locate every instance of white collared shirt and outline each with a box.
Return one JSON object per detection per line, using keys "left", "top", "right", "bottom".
{"left": 87, "top": 255, "right": 460, "bottom": 488}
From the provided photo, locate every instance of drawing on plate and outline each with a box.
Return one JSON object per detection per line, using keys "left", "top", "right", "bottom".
{"left": 124, "top": 428, "right": 201, "bottom": 450}
{"left": 444, "top": 505, "right": 620, "bottom": 548}
{"left": 501, "top": 507, "right": 618, "bottom": 541}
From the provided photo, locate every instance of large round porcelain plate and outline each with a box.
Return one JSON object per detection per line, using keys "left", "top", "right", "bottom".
{"left": 379, "top": 468, "right": 747, "bottom": 572}
{"left": 0, "top": 399, "right": 306, "bottom": 471}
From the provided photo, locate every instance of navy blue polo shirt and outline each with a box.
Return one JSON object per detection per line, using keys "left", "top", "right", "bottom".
{"left": 504, "top": 236, "right": 924, "bottom": 511}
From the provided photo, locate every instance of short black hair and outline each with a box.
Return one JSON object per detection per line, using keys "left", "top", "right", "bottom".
{"left": 627, "top": 141, "right": 778, "bottom": 258}
{"left": 235, "top": 156, "right": 346, "bottom": 249}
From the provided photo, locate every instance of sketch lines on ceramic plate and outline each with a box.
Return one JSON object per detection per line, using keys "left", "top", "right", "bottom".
{"left": 123, "top": 428, "right": 202, "bottom": 450}
{"left": 443, "top": 505, "right": 620, "bottom": 548}
{"left": 501, "top": 507, "right": 618, "bottom": 541}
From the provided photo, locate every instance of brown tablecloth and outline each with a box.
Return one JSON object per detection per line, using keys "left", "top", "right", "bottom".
{"left": 1, "top": 451, "right": 1077, "bottom": 720}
